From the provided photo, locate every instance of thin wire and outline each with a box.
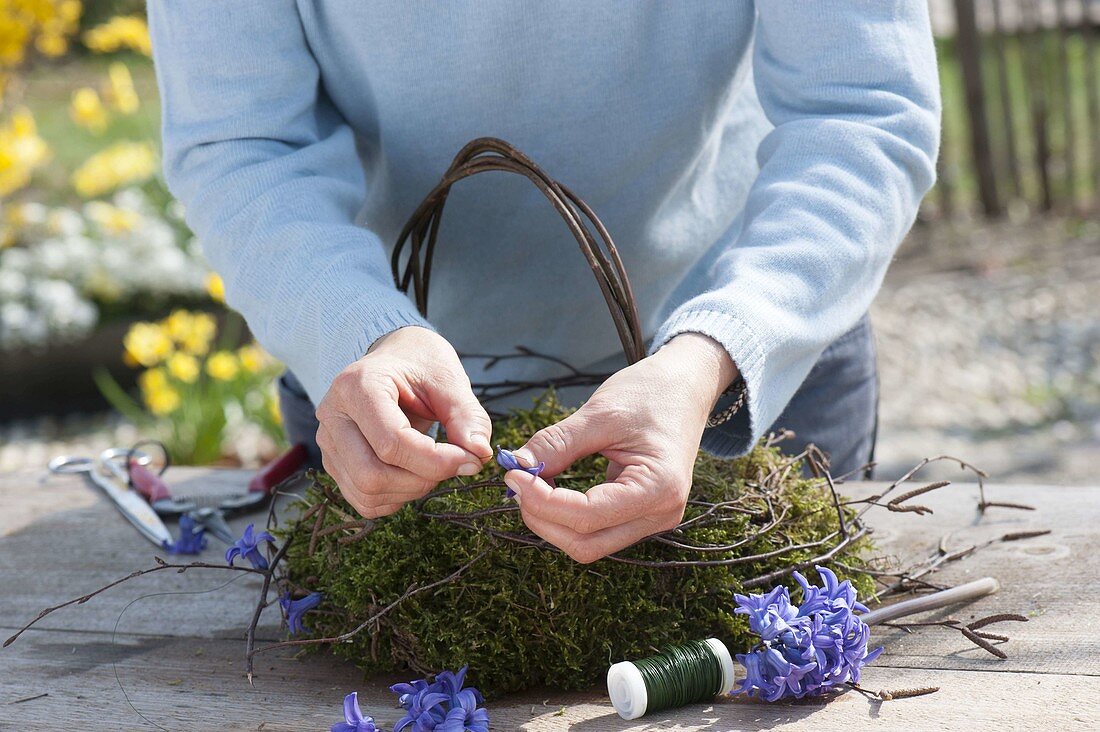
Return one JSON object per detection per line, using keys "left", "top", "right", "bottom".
{"left": 111, "top": 572, "right": 250, "bottom": 731}
{"left": 631, "top": 640, "right": 723, "bottom": 715}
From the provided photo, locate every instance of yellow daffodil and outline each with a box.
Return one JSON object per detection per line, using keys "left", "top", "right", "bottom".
{"left": 165, "top": 310, "right": 217, "bottom": 356}
{"left": 0, "top": 17, "right": 30, "bottom": 68}
{"left": 205, "top": 351, "right": 239, "bottom": 381}
{"left": 205, "top": 272, "right": 225, "bottom": 303}
{"left": 138, "top": 366, "right": 169, "bottom": 394}
{"left": 71, "top": 141, "right": 156, "bottom": 198}
{"left": 59, "top": 1, "right": 83, "bottom": 26}
{"left": 237, "top": 343, "right": 270, "bottom": 374}
{"left": 35, "top": 31, "right": 67, "bottom": 57}
{"left": 70, "top": 87, "right": 108, "bottom": 134}
{"left": 167, "top": 352, "right": 200, "bottom": 384}
{"left": 163, "top": 309, "right": 195, "bottom": 342}
{"left": 104, "top": 62, "right": 139, "bottom": 114}
{"left": 0, "top": 1, "right": 81, "bottom": 68}
{"left": 144, "top": 385, "right": 181, "bottom": 415}
{"left": 0, "top": 108, "right": 51, "bottom": 197}
{"left": 83, "top": 15, "right": 151, "bottom": 56}
{"left": 124, "top": 321, "right": 173, "bottom": 367}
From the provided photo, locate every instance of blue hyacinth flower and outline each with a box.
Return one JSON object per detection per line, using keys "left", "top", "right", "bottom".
{"left": 733, "top": 565, "right": 883, "bottom": 701}
{"left": 331, "top": 692, "right": 377, "bottom": 732}
{"left": 161, "top": 514, "right": 207, "bottom": 555}
{"left": 496, "top": 447, "right": 545, "bottom": 498}
{"left": 225, "top": 523, "right": 275, "bottom": 570}
{"left": 392, "top": 665, "right": 488, "bottom": 732}
{"left": 279, "top": 591, "right": 323, "bottom": 635}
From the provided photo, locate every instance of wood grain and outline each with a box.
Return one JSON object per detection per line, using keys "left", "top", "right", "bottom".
{"left": 1, "top": 467, "right": 1097, "bottom": 730}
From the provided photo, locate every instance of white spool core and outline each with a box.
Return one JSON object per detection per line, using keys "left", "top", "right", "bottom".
{"left": 607, "top": 660, "right": 647, "bottom": 720}
{"left": 704, "top": 637, "right": 737, "bottom": 696}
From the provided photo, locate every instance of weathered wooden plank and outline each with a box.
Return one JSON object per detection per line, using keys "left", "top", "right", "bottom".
{"left": 0, "top": 469, "right": 286, "bottom": 639}
{"left": 991, "top": 0, "right": 1023, "bottom": 199}
{"left": 839, "top": 480, "right": 1100, "bottom": 677}
{"left": 1022, "top": 0, "right": 1056, "bottom": 210}
{"left": 1, "top": 630, "right": 1097, "bottom": 731}
{"left": 2, "top": 468, "right": 1098, "bottom": 730}
{"left": 1, "top": 470, "right": 1096, "bottom": 673}
{"left": 955, "top": 0, "right": 1003, "bottom": 216}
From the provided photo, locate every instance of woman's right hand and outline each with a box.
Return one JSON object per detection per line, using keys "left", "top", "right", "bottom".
{"left": 315, "top": 326, "right": 493, "bottom": 518}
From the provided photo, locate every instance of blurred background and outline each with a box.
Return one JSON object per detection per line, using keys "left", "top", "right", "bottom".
{"left": 0, "top": 1, "right": 1097, "bottom": 484}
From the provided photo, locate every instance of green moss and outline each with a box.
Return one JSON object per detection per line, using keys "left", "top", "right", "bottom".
{"left": 283, "top": 393, "right": 873, "bottom": 696}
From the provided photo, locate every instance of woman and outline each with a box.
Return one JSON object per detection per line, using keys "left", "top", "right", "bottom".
{"left": 149, "top": 1, "right": 939, "bottom": 563}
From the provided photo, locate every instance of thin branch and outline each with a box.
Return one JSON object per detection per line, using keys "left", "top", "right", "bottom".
{"left": 245, "top": 538, "right": 292, "bottom": 683}
{"left": 4, "top": 560, "right": 264, "bottom": 648}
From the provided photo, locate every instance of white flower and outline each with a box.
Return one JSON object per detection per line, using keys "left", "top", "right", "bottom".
{"left": 1, "top": 188, "right": 209, "bottom": 350}
{"left": 46, "top": 208, "right": 85, "bottom": 237}
{"left": 113, "top": 188, "right": 147, "bottom": 213}
{"left": 0, "top": 301, "right": 29, "bottom": 328}
{"left": 30, "top": 280, "right": 81, "bottom": 318}
{"left": 0, "top": 248, "right": 31, "bottom": 274}
{"left": 0, "top": 270, "right": 27, "bottom": 300}
{"left": 12, "top": 202, "right": 48, "bottom": 226}
{"left": 30, "top": 240, "right": 71, "bottom": 279}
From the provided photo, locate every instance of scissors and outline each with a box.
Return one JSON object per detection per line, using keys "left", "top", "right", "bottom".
{"left": 98, "top": 443, "right": 308, "bottom": 544}
{"left": 48, "top": 448, "right": 174, "bottom": 548}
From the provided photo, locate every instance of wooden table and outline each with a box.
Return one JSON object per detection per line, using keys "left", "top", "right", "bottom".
{"left": 1, "top": 467, "right": 1097, "bottom": 730}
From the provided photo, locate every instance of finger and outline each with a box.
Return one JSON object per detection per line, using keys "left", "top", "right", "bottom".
{"left": 323, "top": 450, "right": 422, "bottom": 520}
{"left": 428, "top": 375, "right": 494, "bottom": 462}
{"left": 409, "top": 414, "right": 434, "bottom": 434}
{"left": 502, "top": 465, "right": 666, "bottom": 534}
{"left": 605, "top": 460, "right": 625, "bottom": 483}
{"left": 350, "top": 382, "right": 480, "bottom": 480}
{"left": 520, "top": 508, "right": 669, "bottom": 564}
{"left": 514, "top": 408, "right": 608, "bottom": 476}
{"left": 319, "top": 418, "right": 435, "bottom": 505}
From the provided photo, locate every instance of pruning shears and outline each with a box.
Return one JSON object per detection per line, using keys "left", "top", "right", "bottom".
{"left": 48, "top": 448, "right": 174, "bottom": 548}
{"left": 104, "top": 442, "right": 309, "bottom": 544}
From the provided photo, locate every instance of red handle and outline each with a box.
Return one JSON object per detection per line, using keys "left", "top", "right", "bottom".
{"left": 248, "top": 444, "right": 308, "bottom": 495}
{"left": 129, "top": 460, "right": 173, "bottom": 502}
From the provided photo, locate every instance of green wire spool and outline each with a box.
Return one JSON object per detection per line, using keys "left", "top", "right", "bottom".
{"left": 606, "top": 638, "right": 736, "bottom": 720}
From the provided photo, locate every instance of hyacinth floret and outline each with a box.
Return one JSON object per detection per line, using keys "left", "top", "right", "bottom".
{"left": 733, "top": 566, "right": 883, "bottom": 701}
{"left": 391, "top": 665, "right": 488, "bottom": 732}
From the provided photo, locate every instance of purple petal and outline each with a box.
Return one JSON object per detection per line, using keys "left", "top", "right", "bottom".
{"left": 343, "top": 692, "right": 363, "bottom": 724}
{"left": 495, "top": 447, "right": 545, "bottom": 476}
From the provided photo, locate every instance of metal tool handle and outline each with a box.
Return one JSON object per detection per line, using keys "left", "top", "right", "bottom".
{"left": 48, "top": 451, "right": 173, "bottom": 548}
{"left": 862, "top": 577, "right": 1000, "bottom": 626}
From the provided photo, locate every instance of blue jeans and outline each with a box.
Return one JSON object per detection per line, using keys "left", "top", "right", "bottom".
{"left": 278, "top": 315, "right": 877, "bottom": 478}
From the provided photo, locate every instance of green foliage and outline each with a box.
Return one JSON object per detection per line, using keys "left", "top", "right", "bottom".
{"left": 284, "top": 393, "right": 873, "bottom": 696}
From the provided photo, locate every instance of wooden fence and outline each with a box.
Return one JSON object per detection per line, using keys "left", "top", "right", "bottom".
{"left": 930, "top": 0, "right": 1100, "bottom": 219}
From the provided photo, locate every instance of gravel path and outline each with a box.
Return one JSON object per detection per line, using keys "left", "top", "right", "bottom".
{"left": 3, "top": 217, "right": 1097, "bottom": 484}
{"left": 873, "top": 217, "right": 1100, "bottom": 485}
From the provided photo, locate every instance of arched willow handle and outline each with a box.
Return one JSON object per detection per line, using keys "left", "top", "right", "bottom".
{"left": 391, "top": 137, "right": 646, "bottom": 365}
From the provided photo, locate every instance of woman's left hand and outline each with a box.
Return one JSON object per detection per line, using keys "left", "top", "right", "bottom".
{"left": 503, "top": 333, "right": 738, "bottom": 563}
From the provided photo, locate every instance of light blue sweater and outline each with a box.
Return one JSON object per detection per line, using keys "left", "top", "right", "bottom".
{"left": 149, "top": 1, "right": 939, "bottom": 455}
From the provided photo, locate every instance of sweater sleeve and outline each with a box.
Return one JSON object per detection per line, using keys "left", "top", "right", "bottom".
{"left": 148, "top": 0, "right": 430, "bottom": 405}
{"left": 650, "top": 0, "right": 940, "bottom": 453}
